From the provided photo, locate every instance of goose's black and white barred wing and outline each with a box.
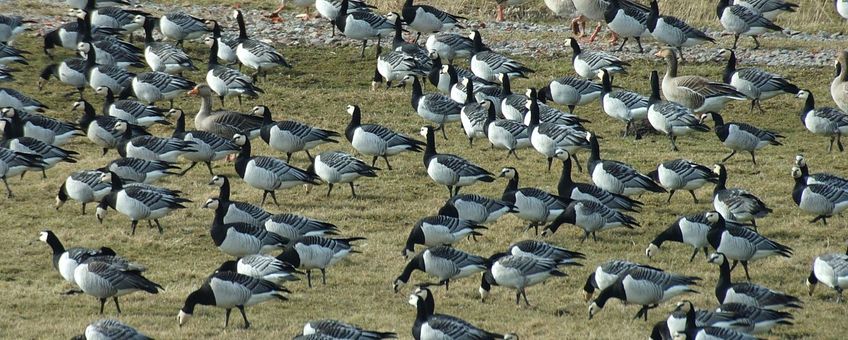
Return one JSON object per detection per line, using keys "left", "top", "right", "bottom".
{"left": 240, "top": 39, "right": 290, "bottom": 66}
{"left": 736, "top": 68, "right": 794, "bottom": 93}
{"left": 537, "top": 125, "right": 589, "bottom": 146}
{"left": 130, "top": 135, "right": 195, "bottom": 154}
{"left": 729, "top": 5, "right": 776, "bottom": 27}
{"left": 165, "top": 12, "right": 208, "bottom": 31}
{"left": 475, "top": 51, "right": 531, "bottom": 75}
{"left": 688, "top": 327, "right": 757, "bottom": 340}
{"left": 361, "top": 124, "right": 419, "bottom": 148}
{"left": 304, "top": 319, "right": 397, "bottom": 339}
{"left": 425, "top": 215, "right": 479, "bottom": 233}
{"left": 733, "top": 122, "right": 782, "bottom": 141}
{"left": 266, "top": 214, "right": 339, "bottom": 237}
{"left": 11, "top": 137, "right": 76, "bottom": 161}
{"left": 424, "top": 314, "right": 502, "bottom": 339}
{"left": 240, "top": 254, "right": 297, "bottom": 275}
{"left": 424, "top": 93, "right": 463, "bottom": 113}
{"left": 628, "top": 267, "right": 699, "bottom": 289}
{"left": 123, "top": 186, "right": 186, "bottom": 209}
{"left": 84, "top": 261, "right": 160, "bottom": 293}
{"left": 319, "top": 151, "right": 375, "bottom": 175}
{"left": 107, "top": 157, "right": 177, "bottom": 179}
{"left": 661, "top": 16, "right": 713, "bottom": 40}
{"left": 252, "top": 156, "right": 319, "bottom": 183}
{"left": 381, "top": 51, "right": 421, "bottom": 73}
{"left": 274, "top": 120, "right": 337, "bottom": 143}
{"left": 725, "top": 225, "right": 791, "bottom": 254}
{"left": 70, "top": 170, "right": 109, "bottom": 188}
{"left": 499, "top": 255, "right": 558, "bottom": 275}
{"left": 509, "top": 240, "right": 584, "bottom": 263}
{"left": 808, "top": 183, "right": 848, "bottom": 203}
{"left": 135, "top": 72, "right": 195, "bottom": 92}
{"left": 186, "top": 130, "right": 241, "bottom": 151}
{"left": 0, "top": 88, "right": 46, "bottom": 112}
{"left": 610, "top": 90, "right": 649, "bottom": 109}
{"left": 351, "top": 11, "right": 394, "bottom": 30}
{"left": 493, "top": 119, "right": 529, "bottom": 137}
{"left": 580, "top": 51, "right": 626, "bottom": 70}
{"left": 729, "top": 282, "right": 801, "bottom": 308}
{"left": 433, "top": 154, "right": 491, "bottom": 177}
{"left": 451, "top": 194, "right": 514, "bottom": 213}
{"left": 229, "top": 201, "right": 272, "bottom": 222}
{"left": 299, "top": 235, "right": 356, "bottom": 253}
{"left": 519, "top": 188, "right": 569, "bottom": 210}
{"left": 210, "top": 111, "right": 264, "bottom": 135}
{"left": 578, "top": 200, "right": 632, "bottom": 224}
{"left": 211, "top": 65, "right": 256, "bottom": 89}
{"left": 601, "top": 160, "right": 654, "bottom": 185}
{"left": 84, "top": 319, "right": 151, "bottom": 340}
{"left": 556, "top": 76, "right": 605, "bottom": 94}
{"left": 148, "top": 42, "right": 195, "bottom": 68}
{"left": 212, "top": 271, "right": 282, "bottom": 295}
{"left": 719, "top": 189, "right": 770, "bottom": 217}
{"left": 652, "top": 101, "right": 693, "bottom": 120}
{"left": 664, "top": 159, "right": 714, "bottom": 182}
{"left": 429, "top": 246, "right": 486, "bottom": 268}
{"left": 813, "top": 108, "right": 848, "bottom": 125}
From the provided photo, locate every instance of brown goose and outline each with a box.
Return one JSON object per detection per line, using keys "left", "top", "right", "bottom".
{"left": 831, "top": 50, "right": 848, "bottom": 113}
{"left": 656, "top": 48, "right": 745, "bottom": 113}
{"left": 187, "top": 84, "right": 263, "bottom": 140}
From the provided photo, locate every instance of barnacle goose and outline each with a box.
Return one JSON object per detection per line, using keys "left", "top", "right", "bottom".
{"left": 310, "top": 150, "right": 379, "bottom": 198}
{"left": 719, "top": 48, "right": 798, "bottom": 113}
{"left": 795, "top": 154, "right": 848, "bottom": 190}
{"left": 433, "top": 59, "right": 494, "bottom": 96}
{"left": 556, "top": 149, "right": 642, "bottom": 212}
{"left": 409, "top": 286, "right": 518, "bottom": 340}
{"left": 666, "top": 300, "right": 751, "bottom": 336}
{"left": 102, "top": 157, "right": 178, "bottom": 184}
{"left": 37, "top": 57, "right": 88, "bottom": 99}
{"left": 38, "top": 230, "right": 120, "bottom": 289}
{"left": 132, "top": 71, "right": 196, "bottom": 107}
{"left": 74, "top": 260, "right": 161, "bottom": 314}
{"left": 188, "top": 85, "right": 264, "bottom": 139}
{"left": 566, "top": 37, "right": 628, "bottom": 79}
{"left": 646, "top": 212, "right": 714, "bottom": 262}
{"left": 791, "top": 166, "right": 848, "bottom": 225}
{"left": 409, "top": 76, "right": 462, "bottom": 138}
{"left": 583, "top": 260, "right": 661, "bottom": 301}
{"left": 88, "top": 5, "right": 147, "bottom": 41}
{"left": 497, "top": 73, "right": 528, "bottom": 123}
{"left": 587, "top": 131, "right": 665, "bottom": 196}
{"left": 507, "top": 239, "right": 585, "bottom": 266}
{"left": 706, "top": 212, "right": 792, "bottom": 280}
{"left": 599, "top": 69, "right": 647, "bottom": 137}
{"left": 459, "top": 87, "right": 491, "bottom": 146}
{"left": 216, "top": 255, "right": 302, "bottom": 284}
{"left": 96, "top": 171, "right": 189, "bottom": 235}
{"left": 402, "top": 215, "right": 486, "bottom": 258}
{"left": 376, "top": 45, "right": 426, "bottom": 89}
{"left": 537, "top": 76, "right": 602, "bottom": 114}
{"left": 484, "top": 103, "right": 531, "bottom": 159}
{"left": 0, "top": 64, "right": 16, "bottom": 82}
{"left": 527, "top": 90, "right": 590, "bottom": 172}
{"left": 603, "top": 0, "right": 649, "bottom": 52}
{"left": 647, "top": 70, "right": 710, "bottom": 151}
{"left": 806, "top": 248, "right": 848, "bottom": 302}
{"left": 426, "top": 33, "right": 473, "bottom": 64}
{"left": 158, "top": 12, "right": 211, "bottom": 47}
{"left": 0, "top": 119, "right": 78, "bottom": 178}
{"left": 712, "top": 164, "right": 772, "bottom": 228}
{"left": 0, "top": 110, "right": 71, "bottom": 145}
{"left": 469, "top": 30, "right": 533, "bottom": 82}
{"left": 437, "top": 193, "right": 516, "bottom": 225}
{"left": 206, "top": 20, "right": 239, "bottom": 65}
{"left": 499, "top": 167, "right": 569, "bottom": 235}
{"left": 0, "top": 147, "right": 43, "bottom": 197}
{"left": 76, "top": 27, "right": 144, "bottom": 70}
{"left": 115, "top": 122, "right": 197, "bottom": 163}
{"left": 716, "top": 302, "right": 794, "bottom": 334}
{"left": 56, "top": 170, "right": 112, "bottom": 214}
{"left": 301, "top": 319, "right": 397, "bottom": 339}
{"left": 794, "top": 89, "right": 848, "bottom": 152}
{"left": 588, "top": 266, "right": 700, "bottom": 320}
{"left": 0, "top": 87, "right": 47, "bottom": 113}
{"left": 276, "top": 235, "right": 365, "bottom": 288}
{"left": 346, "top": 104, "right": 424, "bottom": 169}
{"left": 657, "top": 48, "right": 746, "bottom": 113}
{"left": 257, "top": 105, "right": 339, "bottom": 162}
{"left": 78, "top": 42, "right": 135, "bottom": 96}
{"left": 208, "top": 175, "right": 271, "bottom": 226}
{"left": 178, "top": 271, "right": 288, "bottom": 328}
{"left": 232, "top": 10, "right": 292, "bottom": 80}
{"left": 393, "top": 246, "right": 486, "bottom": 292}
{"left": 542, "top": 198, "right": 640, "bottom": 242}
{"left": 736, "top": 0, "right": 798, "bottom": 20}
{"left": 401, "top": 0, "right": 466, "bottom": 42}
{"left": 170, "top": 109, "right": 240, "bottom": 175}
{"left": 264, "top": 213, "right": 339, "bottom": 242}
{"left": 646, "top": 0, "right": 715, "bottom": 61}
{"left": 75, "top": 100, "right": 149, "bottom": 155}
{"left": 141, "top": 18, "right": 196, "bottom": 75}
{"left": 708, "top": 252, "right": 802, "bottom": 310}
{"left": 74, "top": 319, "right": 151, "bottom": 340}
{"left": 334, "top": 0, "right": 395, "bottom": 58}
{"left": 702, "top": 111, "right": 783, "bottom": 164}
{"left": 203, "top": 197, "right": 288, "bottom": 257}
{"left": 68, "top": 0, "right": 133, "bottom": 9}
{"left": 0, "top": 15, "right": 35, "bottom": 43}
{"left": 233, "top": 133, "right": 321, "bottom": 206}
{"left": 717, "top": 0, "right": 783, "bottom": 49}
{"left": 421, "top": 125, "right": 494, "bottom": 197}
{"left": 97, "top": 87, "right": 169, "bottom": 127}
{"left": 315, "top": 0, "right": 377, "bottom": 36}
{"left": 479, "top": 253, "right": 567, "bottom": 305}
{"left": 647, "top": 159, "right": 718, "bottom": 203}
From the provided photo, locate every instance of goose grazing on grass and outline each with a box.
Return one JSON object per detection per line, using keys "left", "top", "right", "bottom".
{"left": 717, "top": 0, "right": 783, "bottom": 49}
{"left": 833, "top": 51, "right": 848, "bottom": 112}
{"left": 301, "top": 319, "right": 397, "bottom": 339}
{"left": 437, "top": 193, "right": 516, "bottom": 225}
{"left": 132, "top": 71, "right": 196, "bottom": 108}
{"left": 426, "top": 33, "right": 473, "bottom": 64}
{"left": 479, "top": 253, "right": 567, "bottom": 306}
{"left": 232, "top": 10, "right": 291, "bottom": 80}
{"left": 103, "top": 157, "right": 178, "bottom": 184}
{"left": 712, "top": 164, "right": 771, "bottom": 228}
{"left": 216, "top": 255, "right": 302, "bottom": 284}
{"left": 421, "top": 125, "right": 494, "bottom": 197}
{"left": 508, "top": 239, "right": 585, "bottom": 266}
{"left": 646, "top": 212, "right": 715, "bottom": 262}
{"left": 0, "top": 119, "right": 77, "bottom": 178}
{"left": 37, "top": 57, "right": 88, "bottom": 99}
{"left": 0, "top": 146, "right": 43, "bottom": 197}
{"left": 583, "top": 260, "right": 660, "bottom": 302}
{"left": 716, "top": 303, "right": 793, "bottom": 334}
{"left": 666, "top": 300, "right": 753, "bottom": 337}
{"left": 736, "top": 0, "right": 798, "bottom": 20}
{"left": 646, "top": 0, "right": 715, "bottom": 61}
{"left": 203, "top": 197, "right": 288, "bottom": 257}
{"left": 257, "top": 105, "right": 339, "bottom": 162}
{"left": 115, "top": 122, "right": 197, "bottom": 163}
{"left": 795, "top": 154, "right": 848, "bottom": 190}
{"left": 178, "top": 271, "right": 288, "bottom": 328}
{"left": 97, "top": 87, "right": 169, "bottom": 127}
{"left": 527, "top": 90, "right": 590, "bottom": 172}
{"left": 499, "top": 167, "right": 569, "bottom": 235}
{"left": 141, "top": 18, "right": 196, "bottom": 75}
{"left": 795, "top": 89, "right": 848, "bottom": 152}
{"left": 719, "top": 49, "right": 798, "bottom": 113}
{"left": 205, "top": 38, "right": 263, "bottom": 108}
{"left": 603, "top": 0, "right": 649, "bottom": 52}
{"left": 469, "top": 30, "right": 533, "bottom": 82}
{"left": 791, "top": 166, "right": 848, "bottom": 225}
{"left": 394, "top": 246, "right": 487, "bottom": 292}
{"left": 334, "top": 0, "right": 395, "bottom": 58}
{"left": 39, "top": 230, "right": 120, "bottom": 289}
{"left": 346, "top": 104, "right": 424, "bottom": 169}
{"left": 0, "top": 87, "right": 47, "bottom": 113}
{"left": 401, "top": 0, "right": 466, "bottom": 42}
{"left": 170, "top": 109, "right": 240, "bottom": 175}
{"left": 208, "top": 175, "right": 271, "bottom": 226}
{"left": 96, "top": 171, "right": 190, "bottom": 235}
{"left": 188, "top": 85, "right": 264, "bottom": 140}
{"left": 807, "top": 248, "right": 848, "bottom": 302}
{"left": 647, "top": 71, "right": 710, "bottom": 152}
{"left": 402, "top": 215, "right": 487, "bottom": 257}
{"left": 587, "top": 131, "right": 665, "bottom": 196}
{"left": 657, "top": 48, "right": 746, "bottom": 113}
{"left": 409, "top": 76, "right": 462, "bottom": 139}
{"left": 706, "top": 212, "right": 792, "bottom": 281}
{"left": 542, "top": 199, "right": 640, "bottom": 242}
{"left": 708, "top": 252, "right": 802, "bottom": 310}
{"left": 276, "top": 235, "right": 365, "bottom": 288}
{"left": 56, "top": 170, "right": 112, "bottom": 214}
{"left": 599, "top": 69, "right": 647, "bottom": 137}
{"left": 556, "top": 149, "right": 642, "bottom": 212}
{"left": 158, "top": 12, "right": 210, "bottom": 47}
{"left": 233, "top": 134, "right": 321, "bottom": 206}
{"left": 1, "top": 108, "right": 82, "bottom": 147}
{"left": 701, "top": 111, "right": 783, "bottom": 165}
{"left": 409, "top": 286, "right": 518, "bottom": 340}
{"left": 565, "top": 37, "right": 629, "bottom": 79}
{"left": 75, "top": 319, "right": 151, "bottom": 340}
{"left": 588, "top": 267, "right": 700, "bottom": 321}
{"left": 537, "top": 76, "right": 602, "bottom": 115}
{"left": 74, "top": 260, "right": 161, "bottom": 314}
{"left": 75, "top": 101, "right": 150, "bottom": 155}
{"left": 310, "top": 151, "right": 379, "bottom": 198}
{"left": 648, "top": 159, "right": 718, "bottom": 203}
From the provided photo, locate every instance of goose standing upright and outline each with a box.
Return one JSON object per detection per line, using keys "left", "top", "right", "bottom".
{"left": 203, "top": 197, "right": 288, "bottom": 257}
{"left": 310, "top": 151, "right": 379, "bottom": 198}
{"left": 527, "top": 89, "right": 590, "bottom": 172}
{"left": 708, "top": 252, "right": 802, "bottom": 310}
{"left": 599, "top": 69, "right": 648, "bottom": 137}
{"left": 334, "top": 0, "right": 395, "bottom": 58}
{"left": 96, "top": 171, "right": 190, "bottom": 235}
{"left": 795, "top": 89, "right": 848, "bottom": 152}
{"left": 657, "top": 48, "right": 746, "bottom": 113}
{"left": 0, "top": 118, "right": 78, "bottom": 178}
{"left": 791, "top": 166, "right": 848, "bottom": 225}
{"left": 178, "top": 271, "right": 288, "bottom": 328}
{"left": 170, "top": 109, "right": 240, "bottom": 175}
{"left": 74, "top": 260, "right": 161, "bottom": 314}
{"left": 807, "top": 248, "right": 848, "bottom": 302}
{"left": 537, "top": 76, "right": 602, "bottom": 115}
{"left": 702, "top": 111, "right": 783, "bottom": 164}
{"left": 232, "top": 10, "right": 291, "bottom": 80}
{"left": 603, "top": 0, "right": 649, "bottom": 52}
{"left": 141, "top": 18, "right": 196, "bottom": 74}
{"left": 646, "top": 0, "right": 715, "bottom": 61}
{"left": 346, "top": 104, "right": 424, "bottom": 169}
{"left": 555, "top": 149, "right": 642, "bottom": 212}
{"left": 1, "top": 107, "right": 83, "bottom": 147}
{"left": 205, "top": 38, "right": 263, "bottom": 108}
{"left": 706, "top": 212, "right": 792, "bottom": 280}
{"left": 499, "top": 167, "right": 569, "bottom": 235}
{"left": 409, "top": 76, "right": 462, "bottom": 139}
{"left": 712, "top": 163, "right": 771, "bottom": 228}
{"left": 257, "top": 105, "right": 339, "bottom": 162}
{"left": 485, "top": 101, "right": 530, "bottom": 159}
{"left": 393, "top": 246, "right": 487, "bottom": 291}
{"left": 469, "top": 30, "right": 533, "bottom": 82}
{"left": 647, "top": 159, "right": 718, "bottom": 203}
{"left": 401, "top": 0, "right": 466, "bottom": 42}
{"left": 409, "top": 286, "right": 517, "bottom": 340}
{"left": 832, "top": 51, "right": 848, "bottom": 112}
{"left": 647, "top": 70, "right": 710, "bottom": 152}
{"left": 479, "top": 253, "right": 567, "bottom": 306}
{"left": 157, "top": 12, "right": 210, "bottom": 47}
{"left": 794, "top": 154, "right": 848, "bottom": 190}
{"left": 646, "top": 212, "right": 714, "bottom": 262}
{"left": 188, "top": 85, "right": 264, "bottom": 139}
{"left": 588, "top": 267, "right": 700, "bottom": 321}
{"left": 233, "top": 134, "right": 321, "bottom": 206}
{"left": 587, "top": 131, "right": 665, "bottom": 196}
{"left": 97, "top": 87, "right": 169, "bottom": 127}
{"left": 208, "top": 175, "right": 272, "bottom": 226}
{"left": 77, "top": 42, "right": 135, "bottom": 96}
{"left": 717, "top": 0, "right": 783, "bottom": 49}
{"left": 276, "top": 235, "right": 365, "bottom": 288}
{"left": 719, "top": 48, "right": 799, "bottom": 113}
{"left": 420, "top": 125, "right": 494, "bottom": 197}
{"left": 566, "top": 37, "right": 629, "bottom": 79}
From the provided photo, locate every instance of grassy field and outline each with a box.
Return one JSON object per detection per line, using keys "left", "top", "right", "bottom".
{"left": 1, "top": 1, "right": 848, "bottom": 339}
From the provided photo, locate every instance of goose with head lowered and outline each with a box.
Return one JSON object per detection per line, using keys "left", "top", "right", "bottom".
{"left": 716, "top": 0, "right": 783, "bottom": 50}
{"left": 401, "top": 0, "right": 466, "bottom": 43}
{"left": 96, "top": 171, "right": 190, "bottom": 235}
{"left": 706, "top": 212, "right": 792, "bottom": 281}
{"left": 646, "top": 0, "right": 715, "bottom": 61}
{"left": 97, "top": 87, "right": 169, "bottom": 128}
{"left": 334, "top": 0, "right": 395, "bottom": 58}
{"left": 794, "top": 154, "right": 848, "bottom": 190}
{"left": 206, "top": 20, "right": 239, "bottom": 66}
{"left": 718, "top": 48, "right": 798, "bottom": 114}
{"left": 708, "top": 252, "right": 802, "bottom": 310}
{"left": 208, "top": 175, "right": 271, "bottom": 226}
{"left": 541, "top": 198, "right": 639, "bottom": 242}
{"left": 346, "top": 104, "right": 424, "bottom": 169}
{"left": 437, "top": 193, "right": 515, "bottom": 225}
{"left": 203, "top": 197, "right": 288, "bottom": 257}
{"left": 74, "top": 319, "right": 151, "bottom": 340}
{"left": 188, "top": 85, "right": 264, "bottom": 140}
{"left": 1, "top": 107, "right": 83, "bottom": 147}
{"left": 102, "top": 157, "right": 178, "bottom": 184}
{"left": 716, "top": 302, "right": 794, "bottom": 334}
{"left": 701, "top": 111, "right": 783, "bottom": 164}
{"left": 257, "top": 105, "right": 339, "bottom": 163}
{"left": 402, "top": 215, "right": 487, "bottom": 258}
{"left": 276, "top": 235, "right": 365, "bottom": 288}
{"left": 556, "top": 149, "right": 642, "bottom": 212}
{"left": 657, "top": 48, "right": 746, "bottom": 113}
{"left": 56, "top": 169, "right": 112, "bottom": 215}
{"left": 583, "top": 260, "right": 665, "bottom": 302}
{"left": 527, "top": 89, "right": 590, "bottom": 172}
{"left": 420, "top": 125, "right": 494, "bottom": 197}
{"left": 114, "top": 120, "right": 197, "bottom": 163}
{"left": 806, "top": 247, "right": 848, "bottom": 302}
{"left": 431, "top": 57, "right": 491, "bottom": 95}
{"left": 791, "top": 166, "right": 848, "bottom": 225}
{"left": 479, "top": 252, "right": 567, "bottom": 306}
{"left": 646, "top": 211, "right": 715, "bottom": 262}
{"left": 499, "top": 167, "right": 569, "bottom": 235}
{"left": 794, "top": 89, "right": 848, "bottom": 152}
{"left": 170, "top": 109, "right": 240, "bottom": 175}
{"left": 409, "top": 76, "right": 462, "bottom": 139}
{"left": 233, "top": 133, "right": 321, "bottom": 206}
{"left": 587, "top": 131, "right": 665, "bottom": 196}
{"left": 537, "top": 75, "right": 602, "bottom": 115}
{"left": 232, "top": 9, "right": 291, "bottom": 81}
{"left": 0, "top": 118, "right": 77, "bottom": 178}
{"left": 309, "top": 150, "right": 379, "bottom": 198}
{"left": 712, "top": 164, "right": 771, "bottom": 229}
{"left": 426, "top": 32, "right": 474, "bottom": 65}
{"left": 565, "top": 37, "right": 628, "bottom": 79}
{"left": 178, "top": 271, "right": 288, "bottom": 329}
{"left": 409, "top": 286, "right": 518, "bottom": 340}
{"left": 588, "top": 266, "right": 700, "bottom": 321}
{"left": 599, "top": 69, "right": 648, "bottom": 138}
{"left": 666, "top": 300, "right": 752, "bottom": 336}
{"left": 469, "top": 30, "right": 533, "bottom": 82}
{"left": 394, "top": 246, "right": 486, "bottom": 292}
{"left": 37, "top": 55, "right": 88, "bottom": 99}
{"left": 215, "top": 255, "right": 302, "bottom": 285}
{"left": 74, "top": 100, "right": 150, "bottom": 156}
{"left": 205, "top": 38, "right": 263, "bottom": 108}
{"left": 648, "top": 159, "right": 718, "bottom": 203}
{"left": 74, "top": 260, "right": 161, "bottom": 314}
{"left": 375, "top": 44, "right": 426, "bottom": 89}
{"left": 646, "top": 70, "right": 711, "bottom": 151}
{"left": 508, "top": 239, "right": 585, "bottom": 266}
{"left": 301, "top": 319, "right": 397, "bottom": 339}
